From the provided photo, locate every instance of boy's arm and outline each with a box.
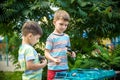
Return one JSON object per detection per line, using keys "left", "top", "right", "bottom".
{"left": 45, "top": 49, "right": 56, "bottom": 62}
{"left": 26, "top": 59, "right": 47, "bottom": 70}
{"left": 45, "top": 49, "right": 61, "bottom": 64}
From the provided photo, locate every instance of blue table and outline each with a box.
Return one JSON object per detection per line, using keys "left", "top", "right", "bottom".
{"left": 54, "top": 68, "right": 116, "bottom": 80}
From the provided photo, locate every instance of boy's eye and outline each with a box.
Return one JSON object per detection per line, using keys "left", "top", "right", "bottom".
{"left": 59, "top": 23, "right": 63, "bottom": 26}
{"left": 59, "top": 23, "right": 68, "bottom": 27}
{"left": 65, "top": 24, "right": 68, "bottom": 27}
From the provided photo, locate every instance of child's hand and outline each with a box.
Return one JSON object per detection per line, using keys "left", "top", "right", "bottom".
{"left": 54, "top": 58, "right": 61, "bottom": 65}
{"left": 41, "top": 59, "right": 47, "bottom": 65}
{"left": 71, "top": 51, "right": 76, "bottom": 60}
{"left": 66, "top": 46, "right": 76, "bottom": 60}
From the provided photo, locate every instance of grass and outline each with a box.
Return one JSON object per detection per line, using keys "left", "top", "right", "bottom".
{"left": 0, "top": 71, "right": 47, "bottom": 80}
{"left": 0, "top": 71, "right": 22, "bottom": 80}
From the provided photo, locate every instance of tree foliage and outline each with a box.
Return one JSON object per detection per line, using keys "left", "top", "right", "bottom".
{"left": 50, "top": 0, "right": 120, "bottom": 38}
{"left": 0, "top": 0, "right": 53, "bottom": 35}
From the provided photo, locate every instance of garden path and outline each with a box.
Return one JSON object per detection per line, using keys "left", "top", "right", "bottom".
{"left": 0, "top": 60, "right": 21, "bottom": 71}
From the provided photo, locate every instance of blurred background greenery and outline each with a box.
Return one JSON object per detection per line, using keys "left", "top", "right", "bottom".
{"left": 0, "top": 0, "right": 120, "bottom": 80}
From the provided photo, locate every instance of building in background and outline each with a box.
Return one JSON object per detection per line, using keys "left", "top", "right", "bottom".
{"left": 0, "top": 36, "right": 5, "bottom": 61}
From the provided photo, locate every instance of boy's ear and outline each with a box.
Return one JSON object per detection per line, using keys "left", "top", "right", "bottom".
{"left": 28, "top": 33, "right": 33, "bottom": 39}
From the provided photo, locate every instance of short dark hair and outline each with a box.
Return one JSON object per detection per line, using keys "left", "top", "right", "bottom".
{"left": 22, "top": 21, "right": 43, "bottom": 36}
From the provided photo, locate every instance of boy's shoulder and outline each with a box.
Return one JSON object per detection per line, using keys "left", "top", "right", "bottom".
{"left": 64, "top": 33, "right": 69, "bottom": 36}
{"left": 20, "top": 44, "right": 33, "bottom": 50}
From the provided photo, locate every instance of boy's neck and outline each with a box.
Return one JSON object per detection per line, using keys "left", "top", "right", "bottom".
{"left": 53, "top": 31, "right": 63, "bottom": 35}
{"left": 22, "top": 41, "right": 30, "bottom": 45}
{"left": 52, "top": 32, "right": 64, "bottom": 36}
{"left": 22, "top": 36, "right": 31, "bottom": 45}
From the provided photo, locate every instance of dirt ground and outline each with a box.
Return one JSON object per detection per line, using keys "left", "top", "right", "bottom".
{"left": 0, "top": 60, "right": 21, "bottom": 71}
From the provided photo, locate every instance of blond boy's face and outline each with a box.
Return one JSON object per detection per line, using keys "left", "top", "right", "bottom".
{"left": 53, "top": 19, "right": 69, "bottom": 34}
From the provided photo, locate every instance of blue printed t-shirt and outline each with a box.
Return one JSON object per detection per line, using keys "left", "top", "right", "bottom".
{"left": 18, "top": 44, "right": 42, "bottom": 80}
{"left": 45, "top": 33, "right": 71, "bottom": 70}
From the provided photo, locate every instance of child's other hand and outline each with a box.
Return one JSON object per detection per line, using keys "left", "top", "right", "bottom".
{"left": 71, "top": 51, "right": 76, "bottom": 58}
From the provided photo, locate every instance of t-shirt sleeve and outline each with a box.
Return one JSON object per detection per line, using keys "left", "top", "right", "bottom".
{"left": 25, "top": 47, "right": 35, "bottom": 61}
{"left": 45, "top": 37, "right": 53, "bottom": 50}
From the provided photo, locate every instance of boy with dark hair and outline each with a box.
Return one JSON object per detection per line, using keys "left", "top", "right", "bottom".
{"left": 18, "top": 21, "right": 47, "bottom": 80}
